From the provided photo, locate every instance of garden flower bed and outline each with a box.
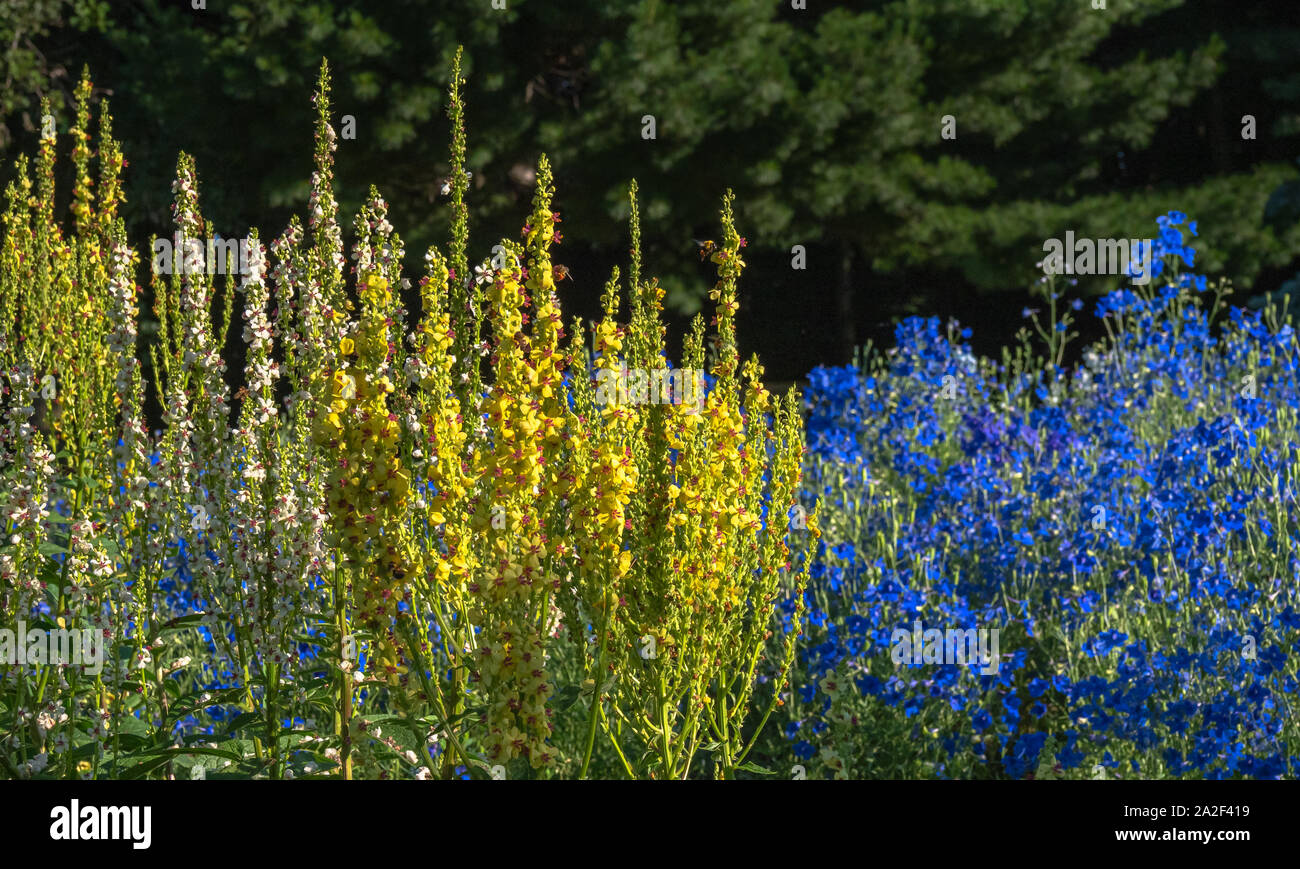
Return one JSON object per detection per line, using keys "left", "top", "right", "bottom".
{"left": 1, "top": 60, "right": 1294, "bottom": 782}
{"left": 0, "top": 59, "right": 812, "bottom": 781}
{"left": 772, "top": 218, "right": 1298, "bottom": 778}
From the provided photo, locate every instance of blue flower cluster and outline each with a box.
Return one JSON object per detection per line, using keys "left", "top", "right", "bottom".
{"left": 778, "top": 212, "right": 1299, "bottom": 779}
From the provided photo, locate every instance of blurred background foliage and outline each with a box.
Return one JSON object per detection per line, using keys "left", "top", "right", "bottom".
{"left": 2, "top": 0, "right": 1298, "bottom": 381}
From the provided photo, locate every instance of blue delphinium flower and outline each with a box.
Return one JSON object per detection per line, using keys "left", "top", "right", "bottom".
{"left": 780, "top": 211, "right": 1300, "bottom": 780}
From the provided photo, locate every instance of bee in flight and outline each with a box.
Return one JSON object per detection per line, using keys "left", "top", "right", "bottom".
{"left": 552, "top": 264, "right": 572, "bottom": 282}
{"left": 693, "top": 238, "right": 717, "bottom": 260}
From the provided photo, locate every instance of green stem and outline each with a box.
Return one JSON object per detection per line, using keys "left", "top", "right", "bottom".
{"left": 579, "top": 579, "right": 612, "bottom": 778}
{"left": 655, "top": 669, "right": 674, "bottom": 778}
{"left": 397, "top": 616, "right": 475, "bottom": 776}
{"left": 333, "top": 559, "right": 352, "bottom": 780}
{"left": 599, "top": 703, "right": 636, "bottom": 778}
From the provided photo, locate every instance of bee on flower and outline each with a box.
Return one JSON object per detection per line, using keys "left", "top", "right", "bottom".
{"left": 440, "top": 169, "right": 471, "bottom": 196}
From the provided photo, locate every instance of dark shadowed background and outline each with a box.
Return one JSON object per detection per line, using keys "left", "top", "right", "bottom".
{"left": 3, "top": 0, "right": 1299, "bottom": 389}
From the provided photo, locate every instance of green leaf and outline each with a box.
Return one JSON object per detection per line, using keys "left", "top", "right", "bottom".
{"left": 219, "top": 711, "right": 261, "bottom": 736}
{"left": 553, "top": 684, "right": 582, "bottom": 711}
{"left": 117, "top": 745, "right": 246, "bottom": 780}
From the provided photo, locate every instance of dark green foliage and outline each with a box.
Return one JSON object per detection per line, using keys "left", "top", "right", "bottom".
{"left": 3, "top": 0, "right": 1298, "bottom": 369}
